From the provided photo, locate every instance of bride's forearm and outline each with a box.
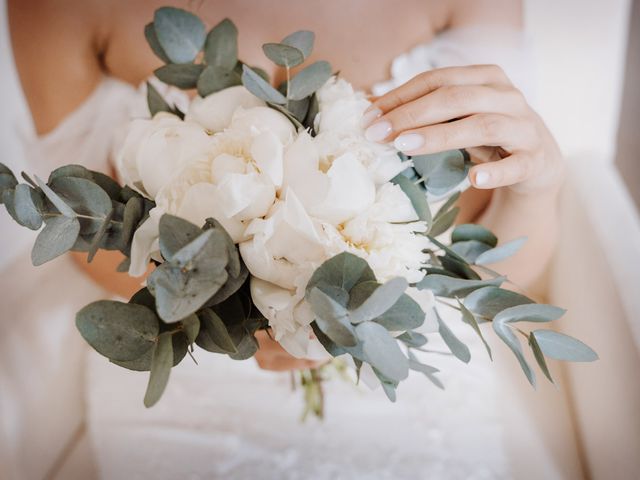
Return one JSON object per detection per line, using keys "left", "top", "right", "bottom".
{"left": 474, "top": 186, "right": 561, "bottom": 293}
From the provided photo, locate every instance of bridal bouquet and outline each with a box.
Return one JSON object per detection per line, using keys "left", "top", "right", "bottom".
{"left": 0, "top": 7, "right": 596, "bottom": 415}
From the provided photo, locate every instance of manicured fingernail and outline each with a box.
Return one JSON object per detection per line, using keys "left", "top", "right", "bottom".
{"left": 364, "top": 120, "right": 392, "bottom": 142}
{"left": 361, "top": 108, "right": 382, "bottom": 128}
{"left": 394, "top": 133, "right": 425, "bottom": 152}
{"left": 475, "top": 170, "right": 491, "bottom": 187}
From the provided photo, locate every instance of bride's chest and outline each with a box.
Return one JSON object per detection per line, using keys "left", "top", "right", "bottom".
{"left": 109, "top": 0, "right": 447, "bottom": 91}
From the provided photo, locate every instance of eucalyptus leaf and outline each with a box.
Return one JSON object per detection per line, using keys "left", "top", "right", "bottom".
{"left": 458, "top": 299, "right": 492, "bottom": 359}
{"left": 144, "top": 22, "right": 171, "bottom": 63}
{"left": 306, "top": 252, "right": 376, "bottom": 295}
{"left": 529, "top": 333, "right": 554, "bottom": 383}
{"left": 148, "top": 230, "right": 229, "bottom": 323}
{"left": 76, "top": 300, "right": 159, "bottom": 362}
{"left": 408, "top": 353, "right": 444, "bottom": 389}
{"left": 48, "top": 165, "right": 93, "bottom": 183}
{"left": 199, "top": 308, "right": 237, "bottom": 354}
{"left": 87, "top": 208, "right": 113, "bottom": 263}
{"left": 241, "top": 65, "right": 287, "bottom": 104}
{"left": 493, "top": 319, "right": 536, "bottom": 386}
{"left": 475, "top": 237, "right": 527, "bottom": 265}
{"left": 435, "top": 309, "right": 471, "bottom": 363}
{"left": 493, "top": 304, "right": 566, "bottom": 324}
{"left": 112, "top": 329, "right": 189, "bottom": 371}
{"left": 464, "top": 286, "right": 534, "bottom": 319}
{"left": 158, "top": 214, "right": 203, "bottom": 260}
{"left": 356, "top": 321, "right": 409, "bottom": 382}
{"left": 122, "top": 197, "right": 144, "bottom": 247}
{"left": 13, "top": 184, "right": 43, "bottom": 230}
{"left": 378, "top": 377, "right": 398, "bottom": 402}
{"left": 153, "top": 7, "right": 206, "bottom": 64}
{"left": 144, "top": 332, "right": 174, "bottom": 408}
{"left": 154, "top": 64, "right": 205, "bottom": 89}
{"left": 397, "top": 331, "right": 428, "bottom": 348}
{"left": 429, "top": 206, "right": 459, "bottom": 237}
{"left": 147, "top": 81, "right": 172, "bottom": 116}
{"left": 31, "top": 215, "right": 80, "bottom": 266}
{"left": 203, "top": 217, "right": 241, "bottom": 278}
{"left": 416, "top": 274, "right": 505, "bottom": 297}
{"left": 91, "top": 172, "right": 122, "bottom": 200}
{"left": 450, "top": 240, "right": 492, "bottom": 263}
{"left": 282, "top": 30, "right": 315, "bottom": 58}
{"left": 349, "top": 277, "right": 408, "bottom": 323}
{"left": 413, "top": 150, "right": 469, "bottom": 196}
{"left": 391, "top": 173, "right": 432, "bottom": 226}
{"left": 204, "top": 18, "right": 238, "bottom": 70}
{"left": 532, "top": 330, "right": 598, "bottom": 362}
{"left": 348, "top": 281, "right": 424, "bottom": 331}
{"left": 307, "top": 287, "right": 357, "bottom": 347}
{"left": 49, "top": 176, "right": 112, "bottom": 234}
{"left": 197, "top": 65, "right": 240, "bottom": 96}
{"left": 433, "top": 191, "right": 460, "bottom": 222}
{"left": 263, "top": 43, "right": 304, "bottom": 67}
{"left": 34, "top": 175, "right": 75, "bottom": 218}
{"left": 288, "top": 61, "right": 332, "bottom": 101}
{"left": 451, "top": 224, "right": 498, "bottom": 247}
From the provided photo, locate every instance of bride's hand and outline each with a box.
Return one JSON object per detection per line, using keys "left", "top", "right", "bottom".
{"left": 254, "top": 330, "right": 322, "bottom": 371}
{"left": 362, "top": 65, "right": 564, "bottom": 195}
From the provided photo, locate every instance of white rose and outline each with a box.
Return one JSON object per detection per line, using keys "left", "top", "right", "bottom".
{"left": 185, "top": 85, "right": 265, "bottom": 133}
{"left": 116, "top": 112, "right": 213, "bottom": 198}
{"left": 128, "top": 106, "right": 295, "bottom": 276}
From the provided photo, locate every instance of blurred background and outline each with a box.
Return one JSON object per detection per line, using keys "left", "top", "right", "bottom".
{"left": 1, "top": 0, "right": 639, "bottom": 478}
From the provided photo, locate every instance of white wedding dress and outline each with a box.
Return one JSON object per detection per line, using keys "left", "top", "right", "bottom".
{"left": 0, "top": 10, "right": 584, "bottom": 479}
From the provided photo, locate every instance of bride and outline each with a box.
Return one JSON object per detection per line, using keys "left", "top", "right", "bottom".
{"left": 3, "top": 0, "right": 581, "bottom": 478}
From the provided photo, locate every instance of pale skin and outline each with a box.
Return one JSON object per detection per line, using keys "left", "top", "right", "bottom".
{"left": 8, "top": 0, "right": 562, "bottom": 371}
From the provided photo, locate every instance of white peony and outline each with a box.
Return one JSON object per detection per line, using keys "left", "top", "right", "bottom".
{"left": 126, "top": 105, "right": 295, "bottom": 276}
{"left": 185, "top": 85, "right": 265, "bottom": 133}
{"left": 240, "top": 184, "right": 432, "bottom": 358}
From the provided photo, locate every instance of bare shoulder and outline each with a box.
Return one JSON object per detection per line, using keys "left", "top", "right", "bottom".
{"left": 8, "top": 0, "right": 110, "bottom": 134}
{"left": 445, "top": 0, "right": 523, "bottom": 29}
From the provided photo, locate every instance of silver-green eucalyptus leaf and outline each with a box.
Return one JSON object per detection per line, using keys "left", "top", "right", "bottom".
{"left": 306, "top": 252, "right": 376, "bottom": 295}
{"left": 153, "top": 7, "right": 206, "bottom": 64}
{"left": 144, "top": 332, "right": 174, "bottom": 408}
{"left": 416, "top": 274, "right": 505, "bottom": 297}
{"left": 158, "top": 214, "right": 203, "bottom": 260}
{"left": 493, "top": 319, "right": 536, "bottom": 386}
{"left": 451, "top": 224, "right": 498, "bottom": 247}
{"left": 475, "top": 237, "right": 527, "bottom": 265}
{"left": 31, "top": 215, "right": 80, "bottom": 265}
{"left": 308, "top": 287, "right": 357, "bottom": 347}
{"left": 241, "top": 65, "right": 287, "bottom": 104}
{"left": 391, "top": 173, "right": 432, "bottom": 226}
{"left": 281, "top": 30, "right": 315, "bottom": 58}
{"left": 529, "top": 333, "right": 554, "bottom": 383}
{"left": 429, "top": 206, "right": 459, "bottom": 237}
{"left": 49, "top": 176, "right": 112, "bottom": 234}
{"left": 76, "top": 300, "right": 159, "bottom": 362}
{"left": 349, "top": 277, "right": 408, "bottom": 323}
{"left": 356, "top": 321, "right": 409, "bottom": 382}
{"left": 144, "top": 22, "right": 171, "bottom": 63}
{"left": 146, "top": 81, "right": 172, "bottom": 116}
{"left": 463, "top": 286, "right": 534, "bottom": 319}
{"left": 262, "top": 43, "right": 304, "bottom": 67}
{"left": 197, "top": 65, "right": 240, "bottom": 96}
{"left": 532, "top": 330, "right": 598, "bottom": 362}
{"left": 198, "top": 308, "right": 237, "bottom": 354}
{"left": 412, "top": 150, "right": 469, "bottom": 196}
{"left": 34, "top": 175, "right": 75, "bottom": 218}
{"left": 457, "top": 299, "right": 492, "bottom": 359}
{"left": 204, "top": 18, "right": 238, "bottom": 70}
{"left": 13, "top": 184, "right": 43, "bottom": 230}
{"left": 154, "top": 64, "right": 205, "bottom": 89}
{"left": 494, "top": 304, "right": 566, "bottom": 324}
{"left": 435, "top": 309, "right": 471, "bottom": 363}
{"left": 288, "top": 61, "right": 332, "bottom": 101}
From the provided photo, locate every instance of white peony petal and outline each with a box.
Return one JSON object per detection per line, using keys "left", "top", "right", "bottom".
{"left": 176, "top": 183, "right": 247, "bottom": 241}
{"left": 128, "top": 208, "right": 162, "bottom": 277}
{"left": 282, "top": 132, "right": 329, "bottom": 210}
{"left": 216, "top": 172, "right": 275, "bottom": 219}
{"left": 210, "top": 153, "right": 246, "bottom": 183}
{"left": 230, "top": 106, "right": 295, "bottom": 144}
{"left": 309, "top": 152, "right": 376, "bottom": 225}
{"left": 250, "top": 131, "right": 284, "bottom": 188}
{"left": 186, "top": 86, "right": 265, "bottom": 132}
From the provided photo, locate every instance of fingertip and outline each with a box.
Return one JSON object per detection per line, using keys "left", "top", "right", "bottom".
{"left": 361, "top": 107, "right": 383, "bottom": 128}
{"left": 471, "top": 168, "right": 492, "bottom": 189}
